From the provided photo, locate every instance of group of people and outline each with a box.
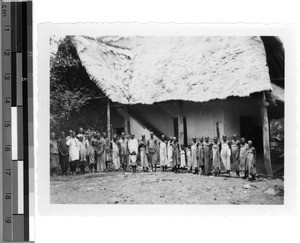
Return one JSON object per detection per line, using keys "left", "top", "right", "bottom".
{"left": 50, "top": 128, "right": 257, "bottom": 180}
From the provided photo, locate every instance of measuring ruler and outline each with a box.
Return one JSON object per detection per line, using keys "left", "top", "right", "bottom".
{"left": 1, "top": 1, "right": 34, "bottom": 242}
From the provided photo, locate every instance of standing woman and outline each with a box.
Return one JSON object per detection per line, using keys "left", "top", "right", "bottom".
{"left": 220, "top": 135, "right": 231, "bottom": 175}
{"left": 230, "top": 134, "right": 240, "bottom": 177}
{"left": 211, "top": 137, "right": 221, "bottom": 176}
{"left": 167, "top": 137, "right": 173, "bottom": 170}
{"left": 238, "top": 137, "right": 248, "bottom": 178}
{"left": 159, "top": 135, "right": 168, "bottom": 171}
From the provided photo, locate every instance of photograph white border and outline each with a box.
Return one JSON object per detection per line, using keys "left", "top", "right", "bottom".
{"left": 37, "top": 23, "right": 297, "bottom": 216}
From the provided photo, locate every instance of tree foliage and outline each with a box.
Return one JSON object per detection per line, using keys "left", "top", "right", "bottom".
{"left": 50, "top": 36, "right": 106, "bottom": 134}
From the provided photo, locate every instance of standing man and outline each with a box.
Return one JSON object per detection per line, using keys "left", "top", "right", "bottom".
{"left": 119, "top": 132, "right": 129, "bottom": 171}
{"left": 191, "top": 137, "right": 198, "bottom": 174}
{"left": 147, "top": 132, "right": 158, "bottom": 172}
{"left": 220, "top": 135, "right": 231, "bottom": 175}
{"left": 139, "top": 135, "right": 149, "bottom": 172}
{"left": 98, "top": 133, "right": 107, "bottom": 172}
{"left": 172, "top": 137, "right": 180, "bottom": 173}
{"left": 197, "top": 137, "right": 204, "bottom": 174}
{"left": 159, "top": 135, "right": 168, "bottom": 171}
{"left": 78, "top": 127, "right": 85, "bottom": 138}
{"left": 103, "top": 132, "right": 111, "bottom": 169}
{"left": 93, "top": 133, "right": 103, "bottom": 172}
{"left": 66, "top": 131, "right": 80, "bottom": 175}
{"left": 66, "top": 130, "right": 73, "bottom": 140}
{"left": 128, "top": 134, "right": 139, "bottom": 173}
{"left": 239, "top": 137, "right": 249, "bottom": 178}
{"left": 111, "top": 134, "right": 120, "bottom": 170}
{"left": 211, "top": 137, "right": 221, "bottom": 176}
{"left": 58, "top": 131, "right": 69, "bottom": 175}
{"left": 245, "top": 140, "right": 257, "bottom": 180}
{"left": 50, "top": 132, "right": 59, "bottom": 176}
{"left": 87, "top": 134, "right": 95, "bottom": 173}
{"left": 231, "top": 134, "right": 240, "bottom": 177}
{"left": 167, "top": 137, "right": 174, "bottom": 169}
{"left": 202, "top": 136, "right": 212, "bottom": 175}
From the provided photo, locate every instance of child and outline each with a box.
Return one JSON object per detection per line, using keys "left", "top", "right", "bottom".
{"left": 245, "top": 140, "right": 257, "bottom": 181}
{"left": 180, "top": 145, "right": 186, "bottom": 172}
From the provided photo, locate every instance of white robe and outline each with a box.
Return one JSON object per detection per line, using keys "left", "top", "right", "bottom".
{"left": 167, "top": 141, "right": 173, "bottom": 166}
{"left": 159, "top": 141, "right": 168, "bottom": 166}
{"left": 111, "top": 141, "right": 120, "bottom": 170}
{"left": 220, "top": 141, "right": 231, "bottom": 171}
{"left": 66, "top": 137, "right": 80, "bottom": 161}
{"left": 128, "top": 138, "right": 138, "bottom": 165}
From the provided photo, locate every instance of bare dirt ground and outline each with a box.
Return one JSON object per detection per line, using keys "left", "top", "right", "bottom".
{"left": 50, "top": 170, "right": 284, "bottom": 204}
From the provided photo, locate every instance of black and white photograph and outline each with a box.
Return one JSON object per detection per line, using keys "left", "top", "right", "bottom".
{"left": 48, "top": 34, "right": 284, "bottom": 205}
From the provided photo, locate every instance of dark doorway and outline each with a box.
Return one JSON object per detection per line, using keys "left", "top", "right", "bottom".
{"left": 173, "top": 117, "right": 187, "bottom": 146}
{"left": 183, "top": 117, "right": 187, "bottom": 146}
{"left": 240, "top": 116, "right": 263, "bottom": 153}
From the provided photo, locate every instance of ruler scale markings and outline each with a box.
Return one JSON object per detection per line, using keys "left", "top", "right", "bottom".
{"left": 27, "top": 2, "right": 34, "bottom": 241}
{"left": 18, "top": 160, "right": 24, "bottom": 214}
{"left": 11, "top": 107, "right": 18, "bottom": 160}
{"left": 12, "top": 160, "right": 18, "bottom": 214}
{"left": 2, "top": 2, "right": 13, "bottom": 241}
{"left": 17, "top": 53, "right": 23, "bottom": 106}
{"left": 18, "top": 106, "right": 24, "bottom": 160}
{"left": 2, "top": 1, "right": 33, "bottom": 241}
{"left": 22, "top": 1, "right": 30, "bottom": 241}
{"left": 11, "top": 51, "right": 17, "bottom": 106}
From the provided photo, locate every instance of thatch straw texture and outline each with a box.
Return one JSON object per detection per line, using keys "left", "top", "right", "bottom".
{"left": 70, "top": 36, "right": 272, "bottom": 105}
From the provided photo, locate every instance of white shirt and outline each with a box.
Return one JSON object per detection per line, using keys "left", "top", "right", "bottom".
{"left": 66, "top": 137, "right": 80, "bottom": 161}
{"left": 128, "top": 138, "right": 138, "bottom": 154}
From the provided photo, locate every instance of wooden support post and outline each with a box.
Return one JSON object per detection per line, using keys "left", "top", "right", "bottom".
{"left": 178, "top": 101, "right": 184, "bottom": 145}
{"left": 107, "top": 99, "right": 111, "bottom": 143}
{"left": 261, "top": 92, "right": 273, "bottom": 176}
{"left": 124, "top": 106, "right": 129, "bottom": 135}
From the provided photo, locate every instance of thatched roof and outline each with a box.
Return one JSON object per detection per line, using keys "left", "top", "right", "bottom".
{"left": 70, "top": 36, "right": 272, "bottom": 105}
